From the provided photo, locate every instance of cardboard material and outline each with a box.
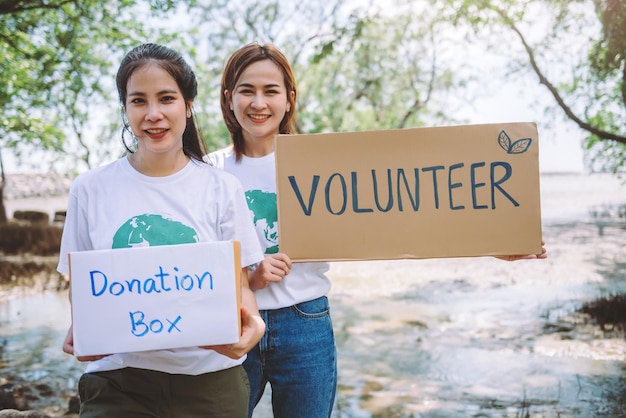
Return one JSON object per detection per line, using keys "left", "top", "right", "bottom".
{"left": 69, "top": 241, "right": 241, "bottom": 357}
{"left": 275, "top": 122, "right": 542, "bottom": 261}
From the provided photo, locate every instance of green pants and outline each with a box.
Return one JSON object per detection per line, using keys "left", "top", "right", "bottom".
{"left": 78, "top": 366, "right": 249, "bottom": 418}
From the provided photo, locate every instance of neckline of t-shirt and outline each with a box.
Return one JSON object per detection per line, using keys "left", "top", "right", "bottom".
{"left": 123, "top": 155, "right": 196, "bottom": 183}
{"left": 240, "top": 152, "right": 275, "bottom": 166}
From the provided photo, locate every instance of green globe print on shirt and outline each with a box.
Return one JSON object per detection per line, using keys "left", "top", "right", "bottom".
{"left": 112, "top": 214, "right": 198, "bottom": 248}
{"left": 245, "top": 190, "right": 278, "bottom": 255}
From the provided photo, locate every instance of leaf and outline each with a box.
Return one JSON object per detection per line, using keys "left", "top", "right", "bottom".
{"left": 498, "top": 130, "right": 511, "bottom": 152}
{"left": 508, "top": 138, "right": 532, "bottom": 154}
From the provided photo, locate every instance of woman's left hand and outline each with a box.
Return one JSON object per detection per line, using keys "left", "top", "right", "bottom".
{"left": 200, "top": 306, "right": 266, "bottom": 359}
{"left": 495, "top": 239, "right": 547, "bottom": 261}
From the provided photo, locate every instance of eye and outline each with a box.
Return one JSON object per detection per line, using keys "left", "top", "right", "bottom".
{"left": 161, "top": 95, "right": 175, "bottom": 103}
{"left": 238, "top": 89, "right": 254, "bottom": 95}
{"left": 129, "top": 97, "right": 145, "bottom": 105}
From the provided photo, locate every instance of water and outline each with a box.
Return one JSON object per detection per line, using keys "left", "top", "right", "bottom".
{"left": 0, "top": 291, "right": 83, "bottom": 415}
{"left": 2, "top": 173, "right": 626, "bottom": 417}
{"left": 258, "top": 173, "right": 626, "bottom": 417}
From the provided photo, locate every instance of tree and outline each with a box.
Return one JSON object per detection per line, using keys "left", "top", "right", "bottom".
{"left": 299, "top": 2, "right": 465, "bottom": 133}
{"left": 0, "top": 0, "right": 185, "bottom": 223}
{"left": 184, "top": 0, "right": 470, "bottom": 144}
{"left": 437, "top": 0, "right": 626, "bottom": 173}
{"left": 0, "top": 0, "right": 487, "bottom": 225}
{"left": 181, "top": 0, "right": 356, "bottom": 150}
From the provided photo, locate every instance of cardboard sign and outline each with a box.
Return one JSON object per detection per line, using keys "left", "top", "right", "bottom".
{"left": 275, "top": 122, "right": 542, "bottom": 261}
{"left": 69, "top": 241, "right": 241, "bottom": 357}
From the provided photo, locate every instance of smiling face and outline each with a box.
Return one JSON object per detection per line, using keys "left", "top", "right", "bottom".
{"left": 125, "top": 63, "right": 191, "bottom": 158}
{"left": 228, "top": 59, "right": 292, "bottom": 152}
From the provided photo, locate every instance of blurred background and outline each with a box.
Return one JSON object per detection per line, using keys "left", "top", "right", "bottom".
{"left": 2, "top": 0, "right": 624, "bottom": 184}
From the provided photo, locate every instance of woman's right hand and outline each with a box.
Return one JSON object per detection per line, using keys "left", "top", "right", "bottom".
{"left": 63, "top": 324, "right": 110, "bottom": 362}
{"left": 248, "top": 253, "right": 292, "bottom": 290}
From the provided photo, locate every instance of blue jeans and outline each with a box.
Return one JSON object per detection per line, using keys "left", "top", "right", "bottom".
{"left": 244, "top": 296, "right": 337, "bottom": 418}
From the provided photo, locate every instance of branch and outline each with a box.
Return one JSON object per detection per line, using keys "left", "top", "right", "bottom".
{"left": 494, "top": 7, "right": 626, "bottom": 146}
{"left": 0, "top": 146, "right": 5, "bottom": 186}
{"left": 622, "top": 60, "right": 626, "bottom": 108}
{"left": 397, "top": 30, "right": 436, "bottom": 129}
{"left": 0, "top": 32, "right": 35, "bottom": 59}
{"left": 0, "top": 0, "right": 75, "bottom": 15}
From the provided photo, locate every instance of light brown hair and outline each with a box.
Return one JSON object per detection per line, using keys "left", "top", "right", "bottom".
{"left": 221, "top": 43, "right": 297, "bottom": 162}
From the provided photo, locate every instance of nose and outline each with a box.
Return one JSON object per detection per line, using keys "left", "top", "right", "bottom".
{"left": 251, "top": 93, "right": 266, "bottom": 109}
{"left": 145, "top": 103, "right": 163, "bottom": 121}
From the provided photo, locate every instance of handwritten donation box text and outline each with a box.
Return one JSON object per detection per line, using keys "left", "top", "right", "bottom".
{"left": 69, "top": 241, "right": 241, "bottom": 357}
{"left": 275, "top": 122, "right": 542, "bottom": 261}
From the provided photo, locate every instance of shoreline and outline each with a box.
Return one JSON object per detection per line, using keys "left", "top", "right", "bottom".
{"left": 3, "top": 171, "right": 624, "bottom": 213}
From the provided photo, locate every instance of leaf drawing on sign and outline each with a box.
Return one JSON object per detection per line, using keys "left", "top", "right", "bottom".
{"left": 498, "top": 130, "right": 512, "bottom": 152}
{"left": 509, "top": 138, "right": 532, "bottom": 154}
{"left": 497, "top": 130, "right": 532, "bottom": 154}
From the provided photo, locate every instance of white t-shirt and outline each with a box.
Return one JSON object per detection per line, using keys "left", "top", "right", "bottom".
{"left": 57, "top": 157, "right": 264, "bottom": 375}
{"left": 207, "top": 146, "right": 331, "bottom": 310}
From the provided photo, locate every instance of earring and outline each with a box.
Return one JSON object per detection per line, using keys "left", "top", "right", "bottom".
{"left": 121, "top": 126, "right": 138, "bottom": 152}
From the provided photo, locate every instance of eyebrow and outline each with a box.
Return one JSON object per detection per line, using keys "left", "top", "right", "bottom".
{"left": 127, "top": 89, "right": 180, "bottom": 97}
{"left": 236, "top": 82, "right": 282, "bottom": 89}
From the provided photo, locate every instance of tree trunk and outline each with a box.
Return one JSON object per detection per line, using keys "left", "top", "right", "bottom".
{"left": 0, "top": 148, "right": 7, "bottom": 224}
{"left": 0, "top": 184, "right": 7, "bottom": 224}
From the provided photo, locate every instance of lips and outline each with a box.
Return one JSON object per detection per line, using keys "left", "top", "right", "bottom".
{"left": 249, "top": 114, "right": 270, "bottom": 122}
{"left": 142, "top": 128, "right": 169, "bottom": 140}
{"left": 145, "top": 128, "right": 168, "bottom": 134}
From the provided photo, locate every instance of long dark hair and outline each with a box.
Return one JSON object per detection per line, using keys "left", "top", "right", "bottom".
{"left": 116, "top": 43, "right": 207, "bottom": 161}
{"left": 221, "top": 43, "right": 297, "bottom": 162}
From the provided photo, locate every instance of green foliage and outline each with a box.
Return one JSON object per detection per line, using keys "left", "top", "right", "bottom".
{"left": 0, "top": 0, "right": 186, "bottom": 172}
{"left": 583, "top": 0, "right": 626, "bottom": 173}
{"left": 189, "top": 0, "right": 468, "bottom": 141}
{"left": 184, "top": 0, "right": 356, "bottom": 145}
{"left": 590, "top": 0, "right": 626, "bottom": 76}
{"left": 0, "top": 1, "right": 200, "bottom": 224}
{"left": 6, "top": 0, "right": 624, "bottom": 176}
{"left": 436, "top": 0, "right": 626, "bottom": 172}
{"left": 299, "top": 4, "right": 463, "bottom": 132}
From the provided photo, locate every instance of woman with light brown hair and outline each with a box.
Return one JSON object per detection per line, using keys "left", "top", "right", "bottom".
{"left": 208, "top": 42, "right": 337, "bottom": 418}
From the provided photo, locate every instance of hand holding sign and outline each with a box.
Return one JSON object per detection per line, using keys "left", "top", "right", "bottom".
{"left": 495, "top": 239, "right": 548, "bottom": 261}
{"left": 62, "top": 324, "right": 110, "bottom": 362}
{"left": 247, "top": 253, "right": 292, "bottom": 291}
{"left": 200, "top": 305, "right": 266, "bottom": 359}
